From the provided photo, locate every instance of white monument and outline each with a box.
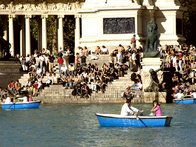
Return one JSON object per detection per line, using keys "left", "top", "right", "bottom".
{"left": 0, "top": 0, "right": 186, "bottom": 57}
{"left": 77, "top": 0, "right": 185, "bottom": 52}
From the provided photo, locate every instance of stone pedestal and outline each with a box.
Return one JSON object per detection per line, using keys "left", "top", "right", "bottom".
{"left": 0, "top": 60, "right": 21, "bottom": 72}
{"left": 141, "top": 58, "right": 165, "bottom": 103}
{"left": 0, "top": 60, "right": 23, "bottom": 87}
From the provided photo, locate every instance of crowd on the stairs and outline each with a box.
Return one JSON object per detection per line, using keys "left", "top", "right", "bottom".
{"left": 59, "top": 45, "right": 132, "bottom": 98}
{"left": 1, "top": 38, "right": 196, "bottom": 102}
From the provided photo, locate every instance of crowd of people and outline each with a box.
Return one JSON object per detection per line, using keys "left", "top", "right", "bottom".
{"left": 0, "top": 37, "right": 196, "bottom": 107}
{"left": 159, "top": 44, "right": 196, "bottom": 99}
{"left": 0, "top": 48, "right": 58, "bottom": 103}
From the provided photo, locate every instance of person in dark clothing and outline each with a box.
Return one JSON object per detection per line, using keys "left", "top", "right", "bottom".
{"left": 80, "top": 83, "right": 91, "bottom": 98}
{"left": 48, "top": 54, "right": 55, "bottom": 73}
{"left": 80, "top": 54, "right": 87, "bottom": 66}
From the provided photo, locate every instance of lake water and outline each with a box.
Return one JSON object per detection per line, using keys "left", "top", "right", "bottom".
{"left": 0, "top": 103, "right": 196, "bottom": 147}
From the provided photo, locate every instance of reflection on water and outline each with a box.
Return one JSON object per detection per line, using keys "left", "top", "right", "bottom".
{"left": 0, "top": 103, "right": 196, "bottom": 147}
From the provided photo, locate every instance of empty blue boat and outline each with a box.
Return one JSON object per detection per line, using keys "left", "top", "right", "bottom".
{"left": 173, "top": 98, "right": 196, "bottom": 104}
{"left": 96, "top": 113, "right": 172, "bottom": 127}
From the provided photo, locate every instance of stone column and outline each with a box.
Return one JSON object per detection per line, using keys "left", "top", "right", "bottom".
{"left": 74, "top": 14, "right": 81, "bottom": 54}
{"left": 9, "top": 14, "right": 15, "bottom": 56}
{"left": 25, "top": 15, "right": 31, "bottom": 56}
{"left": 41, "top": 15, "right": 48, "bottom": 50}
{"left": 20, "top": 16, "right": 25, "bottom": 56}
{"left": 58, "top": 15, "right": 64, "bottom": 52}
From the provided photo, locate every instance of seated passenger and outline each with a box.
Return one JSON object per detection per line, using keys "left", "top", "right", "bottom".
{"left": 4, "top": 96, "right": 12, "bottom": 104}
{"left": 150, "top": 100, "right": 162, "bottom": 116}
{"left": 28, "top": 95, "right": 34, "bottom": 102}
{"left": 18, "top": 96, "right": 28, "bottom": 103}
{"left": 173, "top": 90, "right": 184, "bottom": 99}
{"left": 191, "top": 89, "right": 196, "bottom": 98}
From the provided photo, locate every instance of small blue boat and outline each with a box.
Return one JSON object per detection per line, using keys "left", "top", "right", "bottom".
{"left": 174, "top": 98, "right": 196, "bottom": 104}
{"left": 96, "top": 113, "right": 172, "bottom": 128}
{"left": 1, "top": 101, "right": 41, "bottom": 110}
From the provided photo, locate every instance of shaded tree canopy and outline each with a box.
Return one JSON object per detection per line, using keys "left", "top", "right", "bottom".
{"left": 179, "top": 0, "right": 196, "bottom": 45}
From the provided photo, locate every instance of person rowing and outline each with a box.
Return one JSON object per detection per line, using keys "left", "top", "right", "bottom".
{"left": 120, "top": 93, "right": 143, "bottom": 116}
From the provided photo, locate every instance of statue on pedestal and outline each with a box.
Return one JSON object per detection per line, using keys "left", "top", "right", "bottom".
{"left": 0, "top": 37, "right": 11, "bottom": 59}
{"left": 144, "top": 18, "right": 159, "bottom": 57}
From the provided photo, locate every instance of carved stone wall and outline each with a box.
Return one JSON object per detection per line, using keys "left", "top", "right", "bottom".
{"left": 103, "top": 17, "right": 135, "bottom": 34}
{"left": 0, "top": 1, "right": 83, "bottom": 14}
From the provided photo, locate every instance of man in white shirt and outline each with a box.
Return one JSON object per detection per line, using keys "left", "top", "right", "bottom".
{"left": 4, "top": 97, "right": 12, "bottom": 104}
{"left": 191, "top": 90, "right": 196, "bottom": 98}
{"left": 18, "top": 96, "right": 28, "bottom": 103}
{"left": 174, "top": 90, "right": 184, "bottom": 99}
{"left": 120, "top": 98, "right": 142, "bottom": 116}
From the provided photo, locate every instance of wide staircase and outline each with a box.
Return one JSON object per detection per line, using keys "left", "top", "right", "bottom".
{"left": 35, "top": 70, "right": 144, "bottom": 104}
{"left": 18, "top": 54, "right": 144, "bottom": 104}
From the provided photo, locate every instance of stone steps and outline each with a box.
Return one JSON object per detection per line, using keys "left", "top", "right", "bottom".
{"left": 36, "top": 80, "right": 144, "bottom": 104}
{"left": 27, "top": 54, "right": 145, "bottom": 103}
{"left": 35, "top": 67, "right": 145, "bottom": 104}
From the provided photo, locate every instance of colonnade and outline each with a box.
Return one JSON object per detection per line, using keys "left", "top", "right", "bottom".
{"left": 1, "top": 14, "right": 81, "bottom": 57}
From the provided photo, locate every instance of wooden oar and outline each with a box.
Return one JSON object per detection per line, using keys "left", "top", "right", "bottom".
{"left": 136, "top": 115, "right": 147, "bottom": 127}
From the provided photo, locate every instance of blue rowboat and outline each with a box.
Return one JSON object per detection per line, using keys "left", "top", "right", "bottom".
{"left": 96, "top": 113, "right": 172, "bottom": 128}
{"left": 174, "top": 98, "right": 196, "bottom": 104}
{"left": 1, "top": 101, "right": 41, "bottom": 110}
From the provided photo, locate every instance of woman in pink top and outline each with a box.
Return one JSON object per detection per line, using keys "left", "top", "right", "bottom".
{"left": 151, "top": 100, "right": 162, "bottom": 116}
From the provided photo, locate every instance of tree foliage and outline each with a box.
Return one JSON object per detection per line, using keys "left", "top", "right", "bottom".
{"left": 30, "top": 16, "right": 39, "bottom": 43}
{"left": 47, "top": 15, "right": 57, "bottom": 52}
{"left": 30, "top": 15, "right": 75, "bottom": 53}
{"left": 179, "top": 0, "right": 196, "bottom": 45}
{"left": 63, "top": 15, "right": 75, "bottom": 51}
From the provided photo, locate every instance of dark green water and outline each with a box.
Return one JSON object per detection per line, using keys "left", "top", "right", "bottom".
{"left": 0, "top": 103, "right": 196, "bottom": 147}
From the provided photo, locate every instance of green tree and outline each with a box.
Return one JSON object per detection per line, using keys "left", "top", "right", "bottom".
{"left": 179, "top": 0, "right": 196, "bottom": 45}
{"left": 47, "top": 15, "right": 57, "bottom": 53}
{"left": 63, "top": 15, "right": 75, "bottom": 52}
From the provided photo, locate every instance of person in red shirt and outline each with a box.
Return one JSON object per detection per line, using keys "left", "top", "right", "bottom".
{"left": 57, "top": 55, "right": 64, "bottom": 78}
{"left": 8, "top": 80, "right": 15, "bottom": 94}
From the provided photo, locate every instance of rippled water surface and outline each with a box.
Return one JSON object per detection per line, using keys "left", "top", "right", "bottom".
{"left": 0, "top": 103, "right": 196, "bottom": 147}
